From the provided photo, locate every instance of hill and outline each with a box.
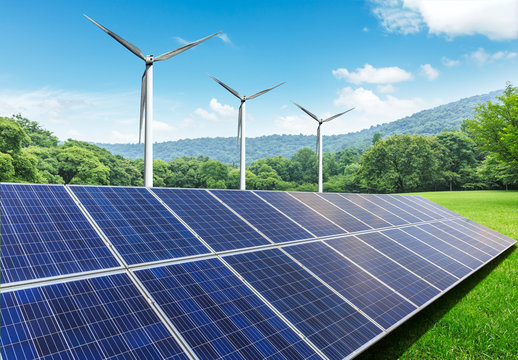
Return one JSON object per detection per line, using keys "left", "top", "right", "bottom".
{"left": 96, "top": 90, "right": 501, "bottom": 164}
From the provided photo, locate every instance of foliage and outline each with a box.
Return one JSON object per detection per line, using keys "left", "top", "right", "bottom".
{"left": 464, "top": 83, "right": 518, "bottom": 168}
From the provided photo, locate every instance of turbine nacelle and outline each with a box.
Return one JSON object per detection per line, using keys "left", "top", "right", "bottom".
{"left": 145, "top": 55, "right": 154, "bottom": 65}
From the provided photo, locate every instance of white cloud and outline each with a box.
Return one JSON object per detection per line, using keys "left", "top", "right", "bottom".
{"left": 193, "top": 108, "right": 218, "bottom": 121}
{"left": 274, "top": 115, "right": 316, "bottom": 135}
{"left": 363, "top": 27, "right": 369, "bottom": 32}
{"left": 371, "top": 0, "right": 518, "bottom": 40}
{"left": 332, "top": 63, "right": 413, "bottom": 84}
{"left": 442, "top": 57, "right": 460, "bottom": 67}
{"left": 209, "top": 98, "right": 237, "bottom": 118}
{"left": 217, "top": 33, "right": 232, "bottom": 44}
{"left": 377, "top": 84, "right": 396, "bottom": 93}
{"left": 333, "top": 86, "right": 426, "bottom": 131}
{"left": 174, "top": 36, "right": 189, "bottom": 45}
{"left": 468, "top": 48, "right": 518, "bottom": 65}
{"left": 420, "top": 64, "right": 439, "bottom": 81}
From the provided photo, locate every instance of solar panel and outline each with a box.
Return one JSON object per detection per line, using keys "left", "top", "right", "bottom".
{"left": 283, "top": 241, "right": 416, "bottom": 330}
{"left": 326, "top": 236, "right": 441, "bottom": 306}
{"left": 339, "top": 193, "right": 409, "bottom": 226}
{"left": 0, "top": 184, "right": 119, "bottom": 284}
{"left": 2, "top": 183, "right": 515, "bottom": 360}
{"left": 253, "top": 191, "right": 344, "bottom": 237}
{"left": 225, "top": 248, "right": 383, "bottom": 360}
{"left": 289, "top": 192, "right": 371, "bottom": 232}
{"left": 1, "top": 273, "right": 188, "bottom": 360}
{"left": 210, "top": 190, "right": 313, "bottom": 243}
{"left": 135, "top": 258, "right": 321, "bottom": 360}
{"left": 151, "top": 188, "right": 270, "bottom": 251}
{"left": 70, "top": 186, "right": 209, "bottom": 265}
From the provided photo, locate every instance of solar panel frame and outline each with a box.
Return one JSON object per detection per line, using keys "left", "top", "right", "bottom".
{"left": 209, "top": 189, "right": 314, "bottom": 244}
{"left": 134, "top": 258, "right": 323, "bottom": 360}
{"left": 69, "top": 185, "right": 210, "bottom": 265}
{"left": 1, "top": 183, "right": 120, "bottom": 284}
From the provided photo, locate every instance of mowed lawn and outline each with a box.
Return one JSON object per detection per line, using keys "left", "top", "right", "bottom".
{"left": 358, "top": 191, "right": 517, "bottom": 360}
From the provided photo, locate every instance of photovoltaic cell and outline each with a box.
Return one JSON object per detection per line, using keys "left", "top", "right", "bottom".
{"left": 0, "top": 184, "right": 119, "bottom": 284}
{"left": 226, "top": 249, "right": 382, "bottom": 360}
{"left": 446, "top": 218, "right": 513, "bottom": 250}
{"left": 0, "top": 273, "right": 188, "bottom": 360}
{"left": 70, "top": 186, "right": 209, "bottom": 265}
{"left": 418, "top": 223, "right": 491, "bottom": 262}
{"left": 385, "top": 195, "right": 436, "bottom": 221}
{"left": 210, "top": 190, "right": 313, "bottom": 243}
{"left": 327, "top": 236, "right": 440, "bottom": 307}
{"left": 431, "top": 221, "right": 500, "bottom": 256}
{"left": 366, "top": 194, "right": 423, "bottom": 224}
{"left": 381, "top": 228, "right": 471, "bottom": 278}
{"left": 253, "top": 191, "right": 344, "bottom": 237}
{"left": 319, "top": 193, "right": 392, "bottom": 229}
{"left": 289, "top": 192, "right": 371, "bottom": 232}
{"left": 403, "top": 195, "right": 457, "bottom": 219}
{"left": 355, "top": 232, "right": 457, "bottom": 290}
{"left": 454, "top": 218, "right": 516, "bottom": 247}
{"left": 135, "top": 258, "right": 322, "bottom": 360}
{"left": 402, "top": 226, "right": 483, "bottom": 269}
{"left": 151, "top": 188, "right": 270, "bottom": 251}
{"left": 340, "top": 194, "right": 409, "bottom": 226}
{"left": 283, "top": 241, "right": 416, "bottom": 330}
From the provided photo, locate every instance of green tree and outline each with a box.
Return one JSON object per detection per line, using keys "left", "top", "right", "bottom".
{"left": 464, "top": 83, "right": 518, "bottom": 168}
{"left": 12, "top": 114, "right": 58, "bottom": 147}
{"left": 372, "top": 132, "right": 381, "bottom": 145}
{"left": 57, "top": 146, "right": 110, "bottom": 184}
{"left": 0, "top": 153, "right": 15, "bottom": 181}
{"left": 0, "top": 117, "right": 30, "bottom": 153}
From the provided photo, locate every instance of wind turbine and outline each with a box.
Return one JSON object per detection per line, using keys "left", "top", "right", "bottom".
{"left": 84, "top": 15, "right": 221, "bottom": 187}
{"left": 292, "top": 102, "right": 354, "bottom": 193}
{"left": 208, "top": 75, "right": 285, "bottom": 190}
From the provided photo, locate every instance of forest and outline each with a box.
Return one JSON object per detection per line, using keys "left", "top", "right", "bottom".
{"left": 0, "top": 85, "right": 516, "bottom": 193}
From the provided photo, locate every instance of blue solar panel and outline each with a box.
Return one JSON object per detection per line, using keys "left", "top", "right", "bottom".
{"left": 135, "top": 258, "right": 322, "bottom": 360}
{"left": 253, "top": 191, "right": 344, "bottom": 237}
{"left": 1, "top": 184, "right": 119, "bottom": 284}
{"left": 210, "top": 190, "right": 313, "bottom": 243}
{"left": 340, "top": 194, "right": 409, "bottom": 226}
{"left": 402, "top": 195, "right": 457, "bottom": 219}
{"left": 283, "top": 241, "right": 416, "bottom": 330}
{"left": 403, "top": 226, "right": 483, "bottom": 269}
{"left": 366, "top": 194, "right": 423, "bottom": 224}
{"left": 289, "top": 192, "right": 371, "bottom": 232}
{"left": 151, "top": 188, "right": 270, "bottom": 251}
{"left": 431, "top": 221, "right": 500, "bottom": 256}
{"left": 417, "top": 223, "right": 491, "bottom": 263}
{"left": 385, "top": 195, "right": 436, "bottom": 221}
{"left": 381, "top": 228, "right": 472, "bottom": 278}
{"left": 446, "top": 218, "right": 513, "bottom": 250}
{"left": 225, "top": 249, "right": 382, "bottom": 360}
{"left": 70, "top": 186, "right": 209, "bottom": 265}
{"left": 1, "top": 273, "right": 188, "bottom": 360}
{"left": 319, "top": 193, "right": 392, "bottom": 229}
{"left": 355, "top": 232, "right": 457, "bottom": 290}
{"left": 327, "top": 236, "right": 440, "bottom": 307}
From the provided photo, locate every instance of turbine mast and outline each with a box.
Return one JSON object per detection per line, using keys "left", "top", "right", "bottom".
{"left": 318, "top": 123, "right": 323, "bottom": 193}
{"left": 240, "top": 101, "right": 246, "bottom": 190}
{"left": 144, "top": 57, "right": 154, "bottom": 187}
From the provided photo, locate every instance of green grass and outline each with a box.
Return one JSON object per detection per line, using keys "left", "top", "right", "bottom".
{"left": 357, "top": 191, "right": 517, "bottom": 360}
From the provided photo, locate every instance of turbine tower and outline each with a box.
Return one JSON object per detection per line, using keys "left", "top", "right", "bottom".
{"left": 208, "top": 75, "right": 285, "bottom": 190}
{"left": 293, "top": 102, "right": 354, "bottom": 193}
{"left": 84, "top": 15, "right": 221, "bottom": 187}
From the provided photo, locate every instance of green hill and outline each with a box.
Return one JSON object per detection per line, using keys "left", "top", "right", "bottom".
{"left": 96, "top": 90, "right": 501, "bottom": 164}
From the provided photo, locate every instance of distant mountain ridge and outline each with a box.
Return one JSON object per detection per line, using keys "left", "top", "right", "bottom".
{"left": 96, "top": 90, "right": 501, "bottom": 164}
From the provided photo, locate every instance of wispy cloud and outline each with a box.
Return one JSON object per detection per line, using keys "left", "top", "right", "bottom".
{"left": 333, "top": 63, "right": 413, "bottom": 85}
{"left": 371, "top": 0, "right": 518, "bottom": 40}
{"left": 217, "top": 33, "right": 232, "bottom": 44}
{"left": 467, "top": 48, "right": 517, "bottom": 65}
{"left": 419, "top": 64, "right": 439, "bottom": 81}
{"left": 441, "top": 57, "right": 460, "bottom": 67}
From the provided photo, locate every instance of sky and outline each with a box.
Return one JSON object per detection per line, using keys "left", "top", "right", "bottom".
{"left": 1, "top": 0, "right": 517, "bottom": 144}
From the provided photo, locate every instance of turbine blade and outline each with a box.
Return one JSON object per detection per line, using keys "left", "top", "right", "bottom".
{"left": 139, "top": 70, "right": 147, "bottom": 144}
{"left": 237, "top": 102, "right": 243, "bottom": 146}
{"left": 246, "top": 82, "right": 286, "bottom": 100}
{"left": 83, "top": 14, "right": 145, "bottom": 60}
{"left": 155, "top": 31, "right": 222, "bottom": 61}
{"left": 316, "top": 124, "right": 321, "bottom": 158}
{"left": 207, "top": 74, "right": 242, "bottom": 99}
{"left": 292, "top": 101, "right": 319, "bottom": 122}
{"left": 323, "top": 107, "right": 355, "bottom": 122}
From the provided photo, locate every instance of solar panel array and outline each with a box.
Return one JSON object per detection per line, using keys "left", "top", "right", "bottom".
{"left": 1, "top": 183, "right": 515, "bottom": 360}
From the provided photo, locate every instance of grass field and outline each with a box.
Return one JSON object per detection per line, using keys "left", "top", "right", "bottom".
{"left": 357, "top": 191, "right": 517, "bottom": 360}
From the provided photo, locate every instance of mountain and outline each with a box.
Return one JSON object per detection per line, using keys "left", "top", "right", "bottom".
{"left": 96, "top": 90, "right": 501, "bottom": 164}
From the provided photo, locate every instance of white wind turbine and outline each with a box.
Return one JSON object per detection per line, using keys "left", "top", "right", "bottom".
{"left": 84, "top": 15, "right": 221, "bottom": 187}
{"left": 292, "top": 102, "right": 354, "bottom": 193}
{"left": 208, "top": 75, "right": 285, "bottom": 190}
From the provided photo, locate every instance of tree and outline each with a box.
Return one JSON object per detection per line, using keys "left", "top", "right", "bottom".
{"left": 0, "top": 117, "right": 30, "bottom": 154}
{"left": 356, "top": 134, "right": 443, "bottom": 193}
{"left": 464, "top": 82, "right": 518, "bottom": 168}
{"left": 0, "top": 153, "right": 15, "bottom": 181}
{"left": 56, "top": 146, "right": 110, "bottom": 184}
{"left": 372, "top": 132, "right": 381, "bottom": 145}
{"left": 12, "top": 114, "right": 58, "bottom": 147}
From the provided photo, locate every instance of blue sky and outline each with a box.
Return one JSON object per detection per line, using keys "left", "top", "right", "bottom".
{"left": 1, "top": 0, "right": 517, "bottom": 143}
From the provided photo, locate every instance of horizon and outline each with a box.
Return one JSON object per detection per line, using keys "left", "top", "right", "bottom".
{"left": 1, "top": 1, "right": 517, "bottom": 144}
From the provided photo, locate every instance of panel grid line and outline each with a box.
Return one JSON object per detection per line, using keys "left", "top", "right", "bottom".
{"left": 361, "top": 194, "right": 427, "bottom": 223}
{"left": 339, "top": 193, "right": 410, "bottom": 226}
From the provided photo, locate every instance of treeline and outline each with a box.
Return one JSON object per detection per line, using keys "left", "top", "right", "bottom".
{"left": 1, "top": 85, "right": 516, "bottom": 193}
